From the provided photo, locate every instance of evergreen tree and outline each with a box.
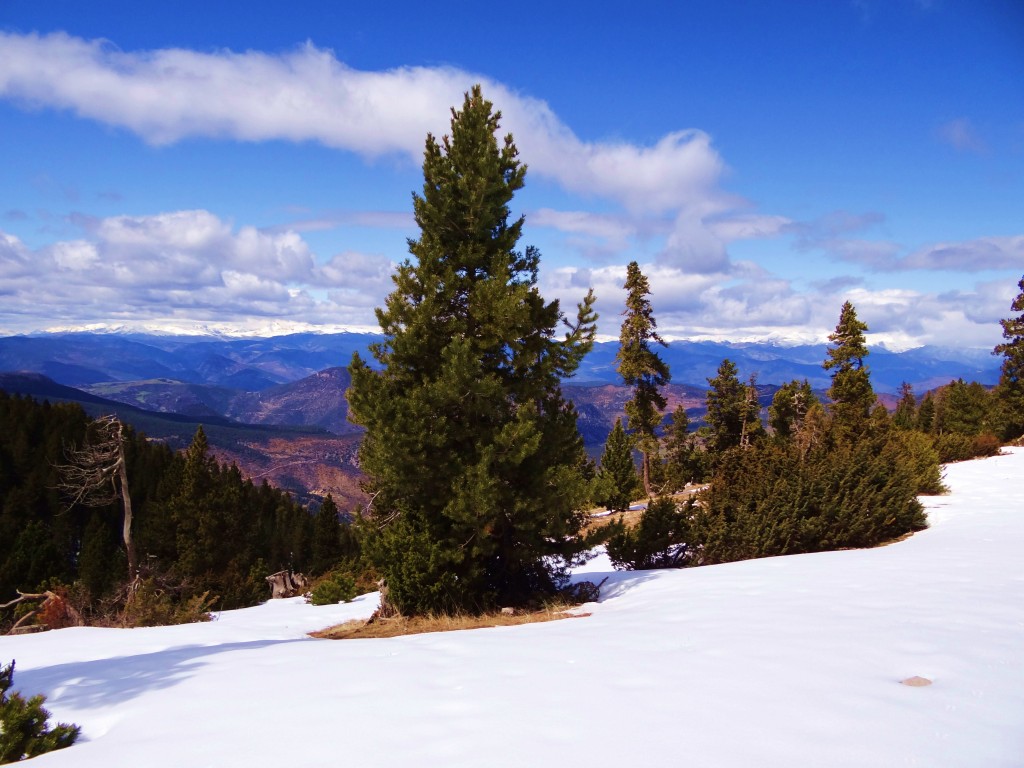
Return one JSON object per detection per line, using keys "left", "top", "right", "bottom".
{"left": 604, "top": 496, "right": 693, "bottom": 570}
{"left": 661, "top": 405, "right": 703, "bottom": 491}
{"left": 823, "top": 301, "right": 875, "bottom": 433}
{"left": 768, "top": 380, "right": 817, "bottom": 440}
{"left": 893, "top": 382, "right": 917, "bottom": 430}
{"left": 937, "top": 378, "right": 993, "bottom": 437}
{"left": 616, "top": 261, "right": 670, "bottom": 496}
{"left": 596, "top": 419, "right": 640, "bottom": 512}
{"left": 704, "top": 359, "right": 747, "bottom": 455}
{"left": 347, "top": 86, "right": 598, "bottom": 615}
{"left": 311, "top": 494, "right": 344, "bottom": 575}
{"left": 0, "top": 660, "right": 79, "bottom": 763}
{"left": 994, "top": 274, "right": 1024, "bottom": 440}
{"left": 916, "top": 391, "right": 936, "bottom": 433}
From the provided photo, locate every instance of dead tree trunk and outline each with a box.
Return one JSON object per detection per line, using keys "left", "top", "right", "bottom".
{"left": 56, "top": 415, "right": 137, "bottom": 579}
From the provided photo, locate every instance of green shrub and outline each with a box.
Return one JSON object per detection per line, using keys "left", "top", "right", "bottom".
{"left": 933, "top": 433, "right": 979, "bottom": 463}
{"left": 692, "top": 427, "right": 928, "bottom": 565}
{"left": 605, "top": 497, "right": 693, "bottom": 570}
{"left": 308, "top": 572, "right": 358, "bottom": 606}
{"left": 119, "top": 578, "right": 215, "bottom": 627}
{"left": 0, "top": 660, "right": 80, "bottom": 764}
{"left": 891, "top": 429, "right": 946, "bottom": 495}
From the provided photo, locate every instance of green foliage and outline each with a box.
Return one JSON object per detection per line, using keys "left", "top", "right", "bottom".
{"left": 616, "top": 261, "right": 670, "bottom": 494}
{"left": 119, "top": 578, "right": 216, "bottom": 627}
{"left": 692, "top": 417, "right": 928, "bottom": 565}
{"left": 893, "top": 382, "right": 917, "bottom": 430}
{"left": 604, "top": 496, "right": 693, "bottom": 570}
{"left": 936, "top": 378, "right": 994, "bottom": 436}
{"left": 596, "top": 419, "right": 640, "bottom": 512}
{"left": 311, "top": 494, "right": 357, "bottom": 575}
{"left": 0, "top": 395, "right": 318, "bottom": 625}
{"left": 824, "top": 301, "right": 876, "bottom": 432}
{"left": 768, "top": 380, "right": 817, "bottom": 440}
{"left": 890, "top": 429, "right": 946, "bottom": 495}
{"left": 0, "top": 660, "right": 79, "bottom": 764}
{"left": 308, "top": 571, "right": 358, "bottom": 606}
{"left": 994, "top": 274, "right": 1024, "bottom": 440}
{"left": 347, "top": 87, "right": 597, "bottom": 615}
{"left": 661, "top": 405, "right": 704, "bottom": 491}
{"left": 704, "top": 360, "right": 761, "bottom": 456}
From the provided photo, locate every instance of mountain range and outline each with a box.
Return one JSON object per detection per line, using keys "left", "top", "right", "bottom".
{"left": 0, "top": 331, "right": 1002, "bottom": 504}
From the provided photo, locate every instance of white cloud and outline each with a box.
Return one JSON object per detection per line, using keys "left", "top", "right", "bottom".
{"left": 0, "top": 31, "right": 731, "bottom": 232}
{"left": 0, "top": 211, "right": 393, "bottom": 332}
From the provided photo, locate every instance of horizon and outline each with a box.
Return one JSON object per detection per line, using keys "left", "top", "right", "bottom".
{"left": 1, "top": 1, "right": 1022, "bottom": 347}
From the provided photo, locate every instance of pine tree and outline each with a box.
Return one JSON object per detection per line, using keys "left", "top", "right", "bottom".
{"left": 596, "top": 419, "right": 640, "bottom": 512}
{"left": 893, "top": 382, "right": 917, "bottom": 430}
{"left": 311, "top": 494, "right": 344, "bottom": 575}
{"left": 0, "top": 660, "right": 79, "bottom": 763}
{"left": 994, "top": 274, "right": 1024, "bottom": 440}
{"left": 823, "top": 301, "right": 875, "bottom": 433}
{"left": 661, "top": 405, "right": 703, "bottom": 491}
{"left": 616, "top": 261, "right": 670, "bottom": 496}
{"left": 347, "top": 86, "right": 598, "bottom": 615}
{"left": 768, "top": 380, "right": 817, "bottom": 440}
{"left": 916, "top": 391, "right": 936, "bottom": 433}
{"left": 704, "top": 359, "right": 747, "bottom": 455}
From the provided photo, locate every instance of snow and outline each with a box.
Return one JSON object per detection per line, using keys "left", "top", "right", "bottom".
{"left": 5, "top": 449, "right": 1024, "bottom": 767}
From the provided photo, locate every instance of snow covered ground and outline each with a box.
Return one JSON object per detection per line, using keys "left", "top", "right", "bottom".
{"left": 5, "top": 449, "right": 1024, "bottom": 767}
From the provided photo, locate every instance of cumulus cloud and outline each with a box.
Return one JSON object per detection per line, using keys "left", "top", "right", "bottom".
{"left": 0, "top": 211, "right": 395, "bottom": 333}
{"left": 0, "top": 32, "right": 727, "bottom": 216}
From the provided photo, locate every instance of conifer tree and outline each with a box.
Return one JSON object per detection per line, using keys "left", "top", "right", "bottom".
{"left": 994, "top": 274, "right": 1024, "bottom": 439}
{"left": 347, "top": 86, "right": 598, "bottom": 615}
{"left": 704, "top": 359, "right": 747, "bottom": 455}
{"left": 0, "top": 660, "right": 79, "bottom": 763}
{"left": 616, "top": 261, "right": 670, "bottom": 496}
{"left": 768, "top": 380, "right": 817, "bottom": 440}
{"left": 823, "top": 301, "right": 875, "bottom": 433}
{"left": 596, "top": 418, "right": 640, "bottom": 512}
{"left": 311, "top": 494, "right": 344, "bottom": 575}
{"left": 916, "top": 391, "right": 936, "bottom": 433}
{"left": 893, "top": 382, "right": 917, "bottom": 430}
{"left": 662, "top": 405, "right": 703, "bottom": 491}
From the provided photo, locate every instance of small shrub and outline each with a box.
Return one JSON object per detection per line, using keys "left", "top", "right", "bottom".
{"left": 972, "top": 432, "right": 1002, "bottom": 458}
{"left": 605, "top": 496, "right": 693, "bottom": 570}
{"left": 0, "top": 660, "right": 80, "bottom": 764}
{"left": 933, "top": 434, "right": 987, "bottom": 462}
{"left": 120, "top": 578, "right": 215, "bottom": 627}
{"left": 308, "top": 572, "right": 358, "bottom": 606}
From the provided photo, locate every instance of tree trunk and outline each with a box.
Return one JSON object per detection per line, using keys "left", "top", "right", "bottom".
{"left": 117, "top": 455, "right": 136, "bottom": 578}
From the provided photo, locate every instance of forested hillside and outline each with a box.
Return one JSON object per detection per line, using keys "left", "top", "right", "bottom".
{"left": 0, "top": 393, "right": 355, "bottom": 630}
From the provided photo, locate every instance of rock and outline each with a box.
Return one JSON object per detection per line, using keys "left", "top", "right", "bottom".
{"left": 900, "top": 676, "right": 933, "bottom": 687}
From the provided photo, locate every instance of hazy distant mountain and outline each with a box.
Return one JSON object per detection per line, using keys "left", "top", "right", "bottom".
{"left": 0, "top": 331, "right": 1001, "bottom": 393}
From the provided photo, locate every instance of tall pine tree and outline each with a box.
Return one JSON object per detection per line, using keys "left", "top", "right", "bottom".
{"left": 994, "top": 274, "right": 1024, "bottom": 440}
{"left": 347, "top": 86, "right": 598, "bottom": 615}
{"left": 823, "top": 301, "right": 875, "bottom": 433}
{"left": 616, "top": 261, "right": 670, "bottom": 496}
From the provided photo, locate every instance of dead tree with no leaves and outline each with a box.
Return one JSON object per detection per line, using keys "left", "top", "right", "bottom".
{"left": 56, "top": 415, "right": 137, "bottom": 580}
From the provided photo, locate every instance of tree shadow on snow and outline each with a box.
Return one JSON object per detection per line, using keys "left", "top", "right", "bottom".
{"left": 17, "top": 638, "right": 305, "bottom": 710}
{"left": 568, "top": 567, "right": 662, "bottom": 603}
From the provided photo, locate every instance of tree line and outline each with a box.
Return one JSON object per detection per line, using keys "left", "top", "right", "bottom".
{"left": 0, "top": 395, "right": 356, "bottom": 630}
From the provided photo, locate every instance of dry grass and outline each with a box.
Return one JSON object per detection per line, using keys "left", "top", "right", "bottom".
{"left": 311, "top": 607, "right": 591, "bottom": 640}
{"left": 583, "top": 486, "right": 707, "bottom": 535}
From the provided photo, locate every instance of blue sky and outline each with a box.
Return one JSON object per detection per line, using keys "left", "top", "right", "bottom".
{"left": 0, "top": 0, "right": 1021, "bottom": 348}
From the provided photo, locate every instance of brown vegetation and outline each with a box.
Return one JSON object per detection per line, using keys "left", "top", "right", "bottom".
{"left": 311, "top": 607, "right": 590, "bottom": 640}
